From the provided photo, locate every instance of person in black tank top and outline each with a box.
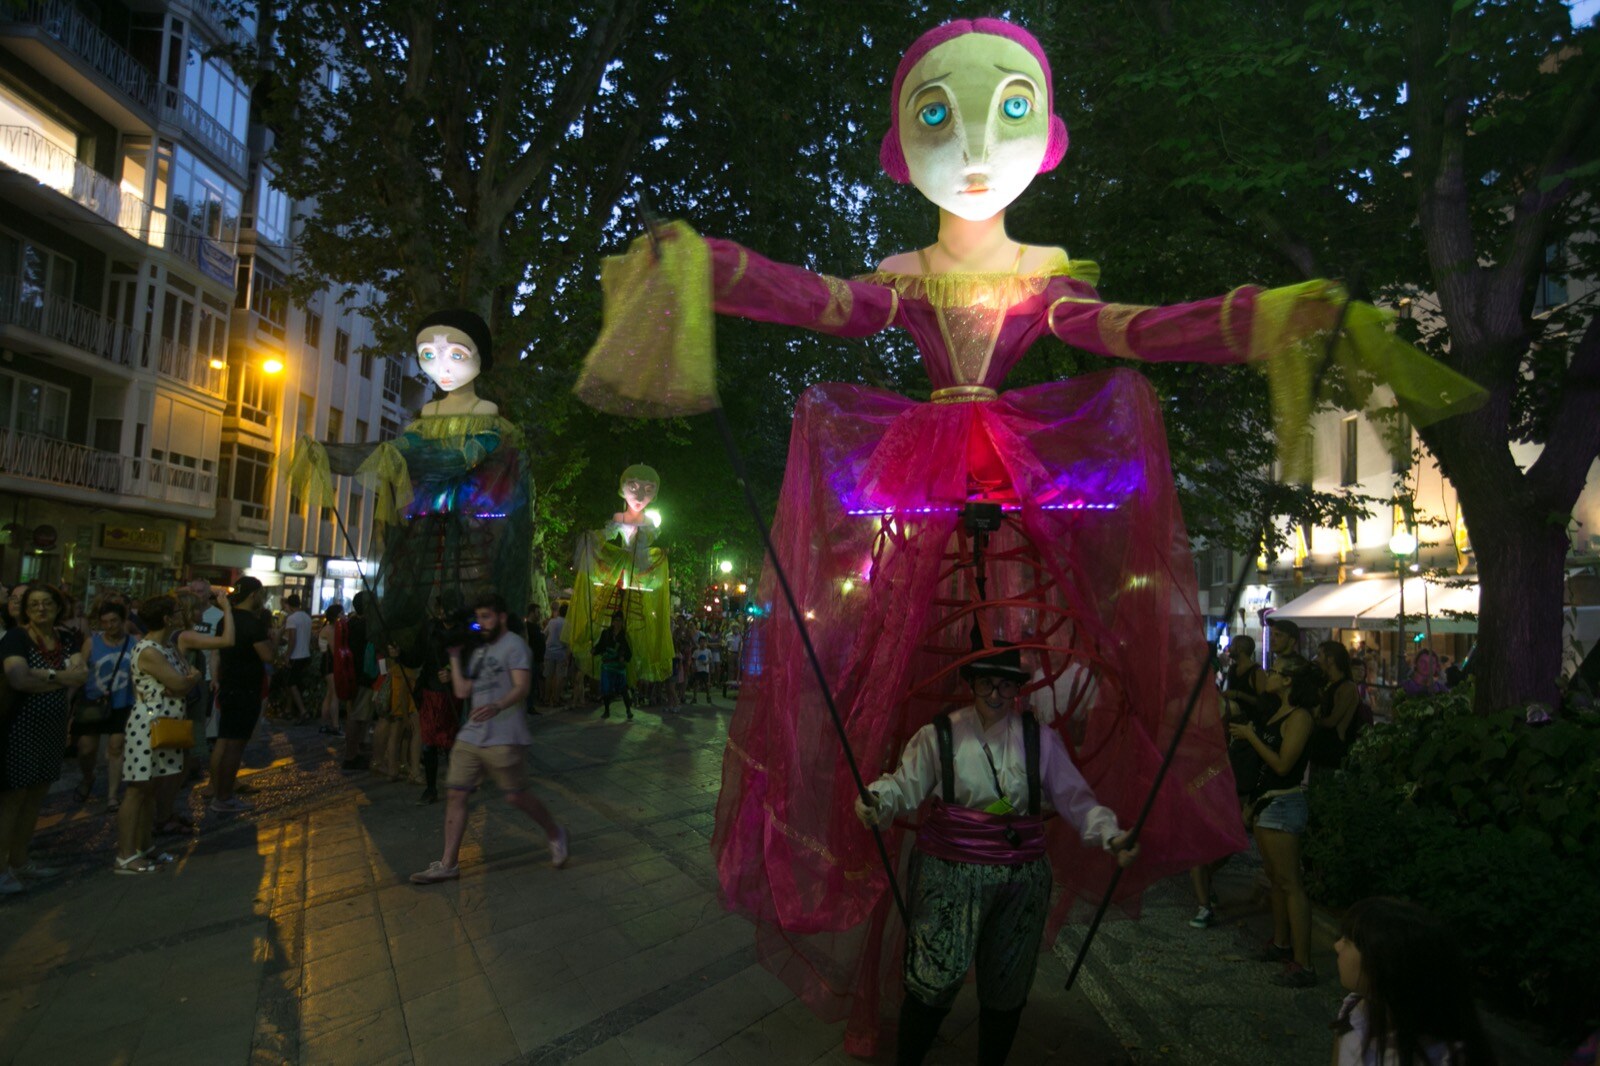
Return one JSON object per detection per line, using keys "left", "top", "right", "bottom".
{"left": 1229, "top": 665, "right": 1318, "bottom": 987}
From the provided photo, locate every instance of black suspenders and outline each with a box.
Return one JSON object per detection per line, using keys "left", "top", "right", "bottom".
{"left": 933, "top": 711, "right": 1041, "bottom": 815}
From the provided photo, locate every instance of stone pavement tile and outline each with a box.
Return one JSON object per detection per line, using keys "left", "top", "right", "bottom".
{"left": 0, "top": 977, "right": 60, "bottom": 1062}
{"left": 130, "top": 1025, "right": 253, "bottom": 1066}
{"left": 11, "top": 1018, "right": 144, "bottom": 1066}
{"left": 302, "top": 912, "right": 387, "bottom": 963}
{"left": 400, "top": 972, "right": 502, "bottom": 1046}
{"left": 568, "top": 1036, "right": 641, "bottom": 1065}
{"left": 299, "top": 936, "right": 393, "bottom": 997}
{"left": 556, "top": 924, "right": 640, "bottom": 976}
{"left": 130, "top": 974, "right": 259, "bottom": 1051}
{"left": 298, "top": 1008, "right": 411, "bottom": 1066}
{"left": 299, "top": 968, "right": 402, "bottom": 1031}
{"left": 501, "top": 977, "right": 611, "bottom": 1053}
{"left": 376, "top": 882, "right": 459, "bottom": 925}
{"left": 393, "top": 941, "right": 484, "bottom": 1002}
{"left": 302, "top": 890, "right": 378, "bottom": 932}
{"left": 411, "top": 1012, "right": 521, "bottom": 1066}
{"left": 691, "top": 998, "right": 843, "bottom": 1066}
{"left": 480, "top": 947, "right": 570, "bottom": 1008}
{"left": 576, "top": 918, "right": 750, "bottom": 1016}
{"left": 615, "top": 963, "right": 797, "bottom": 1066}
{"left": 387, "top": 915, "right": 471, "bottom": 967}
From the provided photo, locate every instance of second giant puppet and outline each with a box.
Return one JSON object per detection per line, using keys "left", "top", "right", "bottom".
{"left": 289, "top": 310, "right": 535, "bottom": 642}
{"left": 576, "top": 17, "right": 1481, "bottom": 1057}
{"left": 569, "top": 464, "right": 674, "bottom": 686}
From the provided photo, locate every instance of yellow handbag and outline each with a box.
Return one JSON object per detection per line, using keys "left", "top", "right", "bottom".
{"left": 150, "top": 715, "right": 194, "bottom": 750}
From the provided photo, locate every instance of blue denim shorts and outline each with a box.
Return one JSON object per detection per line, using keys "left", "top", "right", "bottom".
{"left": 1255, "top": 790, "right": 1308, "bottom": 834}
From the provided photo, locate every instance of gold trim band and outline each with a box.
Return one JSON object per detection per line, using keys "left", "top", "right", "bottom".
{"left": 930, "top": 385, "right": 998, "bottom": 404}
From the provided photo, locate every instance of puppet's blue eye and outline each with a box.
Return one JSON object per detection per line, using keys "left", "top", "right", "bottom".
{"left": 419, "top": 348, "right": 435, "bottom": 361}
{"left": 918, "top": 102, "right": 949, "bottom": 128}
{"left": 1002, "top": 95, "right": 1031, "bottom": 120}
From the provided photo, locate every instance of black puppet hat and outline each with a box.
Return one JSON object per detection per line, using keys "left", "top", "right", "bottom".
{"left": 414, "top": 309, "right": 494, "bottom": 373}
{"left": 959, "top": 641, "right": 1031, "bottom": 684}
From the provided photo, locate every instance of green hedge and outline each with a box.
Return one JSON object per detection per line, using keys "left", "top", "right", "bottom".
{"left": 1304, "top": 688, "right": 1600, "bottom": 1034}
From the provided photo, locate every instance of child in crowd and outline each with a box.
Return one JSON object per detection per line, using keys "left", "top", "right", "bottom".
{"left": 689, "top": 637, "right": 711, "bottom": 702}
{"left": 1332, "top": 897, "right": 1496, "bottom": 1065}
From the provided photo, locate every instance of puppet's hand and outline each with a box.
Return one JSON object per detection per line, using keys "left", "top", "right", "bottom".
{"left": 855, "top": 793, "right": 891, "bottom": 830}
{"left": 1108, "top": 832, "right": 1140, "bottom": 868}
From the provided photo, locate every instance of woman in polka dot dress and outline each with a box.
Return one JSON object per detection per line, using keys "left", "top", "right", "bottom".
{"left": 117, "top": 595, "right": 203, "bottom": 874}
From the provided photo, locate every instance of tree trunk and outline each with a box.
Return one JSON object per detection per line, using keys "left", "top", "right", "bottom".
{"left": 1447, "top": 468, "right": 1569, "bottom": 713}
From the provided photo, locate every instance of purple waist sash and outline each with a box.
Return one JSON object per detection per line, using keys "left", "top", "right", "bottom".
{"left": 914, "top": 801, "right": 1048, "bottom": 865}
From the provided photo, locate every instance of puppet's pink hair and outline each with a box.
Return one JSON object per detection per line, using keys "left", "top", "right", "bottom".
{"left": 879, "top": 18, "right": 1069, "bottom": 184}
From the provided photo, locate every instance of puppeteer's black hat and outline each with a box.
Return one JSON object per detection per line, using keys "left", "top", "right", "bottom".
{"left": 959, "top": 641, "right": 1031, "bottom": 684}
{"left": 414, "top": 309, "right": 493, "bottom": 372}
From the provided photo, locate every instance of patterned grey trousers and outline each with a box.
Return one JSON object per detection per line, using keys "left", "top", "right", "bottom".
{"left": 902, "top": 852, "right": 1052, "bottom": 1011}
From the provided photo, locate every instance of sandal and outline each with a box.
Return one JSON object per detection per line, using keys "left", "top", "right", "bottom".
{"left": 113, "top": 854, "right": 157, "bottom": 875}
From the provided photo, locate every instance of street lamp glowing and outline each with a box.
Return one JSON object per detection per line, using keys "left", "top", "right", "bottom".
{"left": 208, "top": 358, "right": 226, "bottom": 370}
{"left": 262, "top": 357, "right": 285, "bottom": 375}
{"left": 736, "top": 583, "right": 746, "bottom": 594}
{"left": 1387, "top": 530, "right": 1417, "bottom": 557}
{"left": 719, "top": 560, "right": 733, "bottom": 574}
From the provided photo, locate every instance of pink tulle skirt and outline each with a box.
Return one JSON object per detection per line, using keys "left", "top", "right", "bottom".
{"left": 710, "top": 369, "right": 1246, "bottom": 1054}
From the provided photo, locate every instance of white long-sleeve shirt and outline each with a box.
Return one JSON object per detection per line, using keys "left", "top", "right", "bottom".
{"left": 867, "top": 706, "right": 1122, "bottom": 849}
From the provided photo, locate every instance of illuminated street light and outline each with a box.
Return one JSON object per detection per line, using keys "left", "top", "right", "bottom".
{"left": 208, "top": 357, "right": 226, "bottom": 370}
{"left": 719, "top": 560, "right": 734, "bottom": 574}
{"left": 263, "top": 357, "right": 285, "bottom": 375}
{"left": 1387, "top": 530, "right": 1417, "bottom": 556}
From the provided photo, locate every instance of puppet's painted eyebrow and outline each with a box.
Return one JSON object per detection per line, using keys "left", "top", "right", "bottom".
{"left": 907, "top": 72, "right": 950, "bottom": 100}
{"left": 994, "top": 65, "right": 1039, "bottom": 86}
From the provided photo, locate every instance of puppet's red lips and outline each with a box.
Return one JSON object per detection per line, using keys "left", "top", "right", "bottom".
{"left": 960, "top": 185, "right": 990, "bottom": 195}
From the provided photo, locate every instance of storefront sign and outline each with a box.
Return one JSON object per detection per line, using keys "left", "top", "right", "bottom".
{"left": 324, "top": 558, "right": 366, "bottom": 579}
{"left": 188, "top": 540, "right": 256, "bottom": 568}
{"left": 250, "top": 552, "right": 278, "bottom": 572}
{"left": 278, "top": 553, "right": 316, "bottom": 574}
{"left": 1241, "top": 585, "right": 1276, "bottom": 613}
{"left": 101, "top": 524, "right": 164, "bottom": 553}
{"left": 32, "top": 524, "right": 57, "bottom": 549}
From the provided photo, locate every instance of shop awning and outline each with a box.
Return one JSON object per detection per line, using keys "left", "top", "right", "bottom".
{"left": 1268, "top": 578, "right": 1405, "bottom": 630}
{"left": 1360, "top": 578, "right": 1480, "bottom": 633}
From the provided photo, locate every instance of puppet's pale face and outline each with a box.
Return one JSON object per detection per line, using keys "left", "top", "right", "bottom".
{"left": 898, "top": 34, "right": 1051, "bottom": 222}
{"left": 620, "top": 478, "right": 658, "bottom": 512}
{"left": 416, "top": 327, "right": 482, "bottom": 392}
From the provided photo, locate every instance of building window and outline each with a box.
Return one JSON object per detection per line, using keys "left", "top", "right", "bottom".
{"left": 0, "top": 370, "right": 71, "bottom": 439}
{"left": 359, "top": 344, "right": 373, "bottom": 379}
{"left": 326, "top": 406, "right": 343, "bottom": 443}
{"left": 247, "top": 258, "right": 288, "bottom": 328}
{"left": 1533, "top": 241, "right": 1568, "bottom": 313}
{"left": 382, "top": 356, "right": 401, "bottom": 403}
{"left": 253, "top": 165, "right": 291, "bottom": 247}
{"left": 1392, "top": 414, "right": 1413, "bottom": 475}
{"left": 355, "top": 418, "right": 369, "bottom": 444}
{"left": 181, "top": 42, "right": 250, "bottom": 141}
{"left": 219, "top": 441, "right": 272, "bottom": 520}
{"left": 1340, "top": 416, "right": 1359, "bottom": 486}
{"left": 0, "top": 226, "right": 77, "bottom": 308}
{"left": 379, "top": 416, "right": 400, "bottom": 441}
{"left": 304, "top": 308, "right": 322, "bottom": 349}
{"left": 164, "top": 143, "right": 243, "bottom": 250}
{"left": 1210, "top": 550, "right": 1229, "bottom": 586}
{"left": 229, "top": 361, "right": 277, "bottom": 426}
{"left": 333, "top": 328, "right": 349, "bottom": 365}
{"left": 347, "top": 487, "right": 363, "bottom": 550}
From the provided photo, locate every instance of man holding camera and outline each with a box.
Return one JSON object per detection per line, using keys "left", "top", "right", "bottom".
{"left": 411, "top": 593, "right": 568, "bottom": 883}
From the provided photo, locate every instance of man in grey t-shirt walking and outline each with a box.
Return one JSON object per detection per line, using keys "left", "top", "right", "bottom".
{"left": 412, "top": 594, "right": 569, "bottom": 883}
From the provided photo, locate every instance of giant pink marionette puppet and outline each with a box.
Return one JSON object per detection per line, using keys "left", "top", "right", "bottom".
{"left": 577, "top": 18, "right": 1479, "bottom": 1059}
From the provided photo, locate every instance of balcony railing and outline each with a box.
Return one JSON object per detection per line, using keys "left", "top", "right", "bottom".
{"left": 0, "top": 124, "right": 150, "bottom": 235}
{"left": 0, "top": 273, "right": 137, "bottom": 366}
{"left": 0, "top": 274, "right": 228, "bottom": 397}
{"left": 124, "top": 456, "right": 217, "bottom": 510}
{"left": 0, "top": 427, "right": 123, "bottom": 495}
{"left": 0, "top": 0, "right": 160, "bottom": 113}
{"left": 160, "top": 86, "right": 248, "bottom": 177}
{"left": 155, "top": 334, "right": 227, "bottom": 395}
{"left": 150, "top": 209, "right": 239, "bottom": 286}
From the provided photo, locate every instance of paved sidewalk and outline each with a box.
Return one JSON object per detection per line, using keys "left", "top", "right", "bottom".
{"left": 0, "top": 699, "right": 1135, "bottom": 1065}
{"left": 11, "top": 694, "right": 1554, "bottom": 1064}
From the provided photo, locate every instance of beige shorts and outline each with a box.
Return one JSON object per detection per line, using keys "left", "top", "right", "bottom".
{"left": 347, "top": 687, "right": 375, "bottom": 723}
{"left": 446, "top": 742, "right": 526, "bottom": 792}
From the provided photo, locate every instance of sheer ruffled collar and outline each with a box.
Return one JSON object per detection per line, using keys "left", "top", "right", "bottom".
{"left": 856, "top": 253, "right": 1099, "bottom": 308}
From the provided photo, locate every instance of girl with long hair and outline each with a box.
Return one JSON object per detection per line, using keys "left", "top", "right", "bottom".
{"left": 1333, "top": 897, "right": 1496, "bottom": 1065}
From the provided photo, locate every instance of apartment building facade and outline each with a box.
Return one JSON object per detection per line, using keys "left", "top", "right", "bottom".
{"left": 0, "top": 0, "right": 413, "bottom": 610}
